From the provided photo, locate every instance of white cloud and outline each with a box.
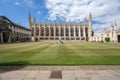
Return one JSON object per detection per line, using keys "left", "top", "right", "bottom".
{"left": 14, "top": 0, "right": 36, "bottom": 8}
{"left": 14, "top": 2, "right": 22, "bottom": 6}
{"left": 23, "top": 0, "right": 35, "bottom": 8}
{"left": 45, "top": 0, "right": 120, "bottom": 35}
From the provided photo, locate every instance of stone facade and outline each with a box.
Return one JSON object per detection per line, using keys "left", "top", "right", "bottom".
{"left": 0, "top": 16, "right": 31, "bottom": 43}
{"left": 101, "top": 21, "right": 120, "bottom": 43}
{"left": 90, "top": 21, "right": 120, "bottom": 43}
{"left": 28, "top": 13, "right": 93, "bottom": 42}
{"left": 90, "top": 36, "right": 103, "bottom": 42}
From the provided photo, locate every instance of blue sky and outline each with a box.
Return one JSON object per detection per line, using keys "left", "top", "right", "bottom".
{"left": 0, "top": 0, "right": 47, "bottom": 27}
{"left": 0, "top": 0, "right": 120, "bottom": 35}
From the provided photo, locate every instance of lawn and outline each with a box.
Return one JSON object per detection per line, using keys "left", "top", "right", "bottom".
{"left": 0, "top": 42, "right": 120, "bottom": 65}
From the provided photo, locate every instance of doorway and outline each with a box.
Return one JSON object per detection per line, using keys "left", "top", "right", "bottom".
{"left": 3, "top": 32, "right": 9, "bottom": 43}
{"left": 118, "top": 35, "right": 120, "bottom": 42}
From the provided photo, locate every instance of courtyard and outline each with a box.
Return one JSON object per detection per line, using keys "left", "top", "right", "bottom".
{"left": 0, "top": 42, "right": 120, "bottom": 65}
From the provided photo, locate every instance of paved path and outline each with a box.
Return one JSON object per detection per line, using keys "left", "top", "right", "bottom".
{"left": 0, "top": 66, "right": 120, "bottom": 80}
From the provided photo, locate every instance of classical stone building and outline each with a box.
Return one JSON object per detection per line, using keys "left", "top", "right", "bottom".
{"left": 0, "top": 16, "right": 31, "bottom": 43}
{"left": 28, "top": 13, "right": 93, "bottom": 42}
{"left": 90, "top": 21, "right": 120, "bottom": 43}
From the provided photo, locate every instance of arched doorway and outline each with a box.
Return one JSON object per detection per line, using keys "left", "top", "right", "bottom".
{"left": 35, "top": 38, "right": 38, "bottom": 42}
{"left": 0, "top": 31, "right": 11, "bottom": 43}
{"left": 3, "top": 32, "right": 9, "bottom": 42}
{"left": 118, "top": 35, "right": 120, "bottom": 42}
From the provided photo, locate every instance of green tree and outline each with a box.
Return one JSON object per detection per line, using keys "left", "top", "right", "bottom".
{"left": 92, "top": 31, "right": 94, "bottom": 36}
{"left": 105, "top": 37, "right": 110, "bottom": 42}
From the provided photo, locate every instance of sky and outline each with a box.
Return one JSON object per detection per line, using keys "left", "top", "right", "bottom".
{"left": 0, "top": 0, "right": 120, "bottom": 35}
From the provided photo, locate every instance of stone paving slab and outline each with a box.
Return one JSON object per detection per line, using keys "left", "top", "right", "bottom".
{"left": 25, "top": 71, "right": 38, "bottom": 79}
{"left": 0, "top": 70, "right": 120, "bottom": 80}
{"left": 35, "top": 71, "right": 51, "bottom": 80}
{"left": 0, "top": 66, "right": 120, "bottom": 80}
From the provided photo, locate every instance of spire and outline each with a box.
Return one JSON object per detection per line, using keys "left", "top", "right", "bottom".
{"left": 113, "top": 21, "right": 117, "bottom": 30}
{"left": 89, "top": 12, "right": 92, "bottom": 20}
{"left": 89, "top": 13, "right": 92, "bottom": 25}
{"left": 28, "top": 12, "right": 31, "bottom": 21}
{"left": 84, "top": 17, "right": 87, "bottom": 25}
{"left": 89, "top": 13, "right": 92, "bottom": 26}
{"left": 33, "top": 17, "right": 36, "bottom": 25}
{"left": 88, "top": 13, "right": 92, "bottom": 38}
{"left": 28, "top": 12, "right": 31, "bottom": 29}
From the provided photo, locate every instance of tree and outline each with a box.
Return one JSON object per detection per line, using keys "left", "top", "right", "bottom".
{"left": 105, "top": 37, "right": 110, "bottom": 42}
{"left": 92, "top": 31, "right": 94, "bottom": 36}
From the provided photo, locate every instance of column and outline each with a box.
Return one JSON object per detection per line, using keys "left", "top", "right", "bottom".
{"left": 83, "top": 26, "right": 86, "bottom": 41}
{"left": 79, "top": 26, "right": 81, "bottom": 41}
{"left": 34, "top": 25, "right": 36, "bottom": 41}
{"left": 8, "top": 32, "right": 11, "bottom": 43}
{"left": 114, "top": 30, "right": 117, "bottom": 43}
{"left": 84, "top": 27, "right": 86, "bottom": 37}
{"left": 1, "top": 32, "right": 3, "bottom": 43}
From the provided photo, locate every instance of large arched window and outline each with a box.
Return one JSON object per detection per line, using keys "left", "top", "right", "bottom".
{"left": 32, "top": 27, "right": 34, "bottom": 36}
{"left": 61, "top": 27, "right": 64, "bottom": 36}
{"left": 71, "top": 27, "right": 74, "bottom": 36}
{"left": 41, "top": 27, "right": 44, "bottom": 36}
{"left": 56, "top": 27, "right": 59, "bottom": 36}
{"left": 46, "top": 27, "right": 49, "bottom": 36}
{"left": 85, "top": 27, "right": 88, "bottom": 37}
{"left": 36, "top": 27, "right": 39, "bottom": 36}
{"left": 66, "top": 27, "right": 69, "bottom": 36}
{"left": 51, "top": 27, "right": 54, "bottom": 36}
{"left": 76, "top": 28, "right": 79, "bottom": 36}
{"left": 81, "top": 28, "right": 83, "bottom": 36}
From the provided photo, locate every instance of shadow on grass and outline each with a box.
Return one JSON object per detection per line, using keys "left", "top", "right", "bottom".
{"left": 0, "top": 61, "right": 30, "bottom": 73}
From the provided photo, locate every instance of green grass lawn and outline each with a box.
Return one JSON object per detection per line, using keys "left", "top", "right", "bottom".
{"left": 0, "top": 42, "right": 120, "bottom": 65}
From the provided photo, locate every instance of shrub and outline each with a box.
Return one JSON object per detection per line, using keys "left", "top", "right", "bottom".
{"left": 105, "top": 37, "right": 110, "bottom": 42}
